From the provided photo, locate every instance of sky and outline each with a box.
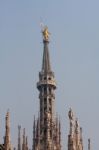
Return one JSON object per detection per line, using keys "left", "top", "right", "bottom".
{"left": 0, "top": 0, "right": 99, "bottom": 149}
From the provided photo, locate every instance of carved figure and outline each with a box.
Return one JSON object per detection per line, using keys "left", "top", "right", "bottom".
{"left": 68, "top": 108, "right": 74, "bottom": 121}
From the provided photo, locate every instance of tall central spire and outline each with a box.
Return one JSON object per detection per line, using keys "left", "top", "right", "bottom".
{"left": 42, "top": 26, "right": 51, "bottom": 73}
{"left": 42, "top": 40, "right": 51, "bottom": 72}
{"left": 34, "top": 26, "right": 61, "bottom": 150}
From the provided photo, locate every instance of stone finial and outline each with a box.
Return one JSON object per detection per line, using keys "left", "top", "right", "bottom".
{"left": 22, "top": 128, "right": 26, "bottom": 150}
{"left": 88, "top": 139, "right": 91, "bottom": 150}
{"left": 68, "top": 108, "right": 74, "bottom": 121}
{"left": 5, "top": 110, "right": 11, "bottom": 150}
{"left": 68, "top": 108, "right": 74, "bottom": 136}
{"left": 75, "top": 118, "right": 79, "bottom": 134}
{"left": 18, "top": 125, "right": 21, "bottom": 150}
{"left": 26, "top": 136, "right": 28, "bottom": 150}
{"left": 80, "top": 127, "right": 83, "bottom": 143}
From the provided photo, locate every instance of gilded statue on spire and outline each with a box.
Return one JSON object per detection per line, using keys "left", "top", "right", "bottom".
{"left": 42, "top": 26, "right": 50, "bottom": 41}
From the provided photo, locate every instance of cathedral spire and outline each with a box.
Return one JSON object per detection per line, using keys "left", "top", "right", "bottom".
{"left": 4, "top": 110, "right": 11, "bottom": 150}
{"left": 41, "top": 26, "right": 51, "bottom": 73}
{"left": 25, "top": 136, "right": 28, "bottom": 150}
{"left": 36, "top": 27, "right": 60, "bottom": 150}
{"left": 18, "top": 125, "right": 21, "bottom": 150}
{"left": 88, "top": 139, "right": 91, "bottom": 150}
{"left": 36, "top": 118, "right": 40, "bottom": 144}
{"left": 80, "top": 127, "right": 83, "bottom": 150}
{"left": 22, "top": 128, "right": 26, "bottom": 150}
{"left": 33, "top": 116, "right": 36, "bottom": 150}
{"left": 59, "top": 118, "right": 61, "bottom": 149}
{"left": 68, "top": 108, "right": 74, "bottom": 136}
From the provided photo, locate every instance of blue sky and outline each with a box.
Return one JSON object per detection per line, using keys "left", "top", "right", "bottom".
{"left": 0, "top": 0, "right": 99, "bottom": 149}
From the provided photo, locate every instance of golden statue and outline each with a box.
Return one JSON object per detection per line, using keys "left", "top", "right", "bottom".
{"left": 42, "top": 26, "right": 50, "bottom": 41}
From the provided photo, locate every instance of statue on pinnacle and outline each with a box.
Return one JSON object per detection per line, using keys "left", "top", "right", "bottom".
{"left": 42, "top": 26, "right": 50, "bottom": 41}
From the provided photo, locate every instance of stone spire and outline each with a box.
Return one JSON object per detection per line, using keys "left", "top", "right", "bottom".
{"left": 42, "top": 36, "right": 51, "bottom": 73}
{"left": 25, "top": 136, "right": 28, "bottom": 150}
{"left": 68, "top": 108, "right": 75, "bottom": 150}
{"left": 22, "top": 128, "right": 26, "bottom": 150}
{"left": 88, "top": 139, "right": 91, "bottom": 150}
{"left": 80, "top": 127, "right": 83, "bottom": 150}
{"left": 68, "top": 108, "right": 84, "bottom": 150}
{"left": 68, "top": 108, "right": 74, "bottom": 136}
{"left": 4, "top": 110, "right": 11, "bottom": 150}
{"left": 40, "top": 26, "right": 53, "bottom": 75}
{"left": 36, "top": 27, "right": 61, "bottom": 150}
{"left": 59, "top": 118, "right": 61, "bottom": 147}
{"left": 75, "top": 118, "right": 80, "bottom": 146}
{"left": 36, "top": 118, "right": 40, "bottom": 147}
{"left": 33, "top": 116, "right": 36, "bottom": 150}
{"left": 18, "top": 125, "right": 21, "bottom": 150}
